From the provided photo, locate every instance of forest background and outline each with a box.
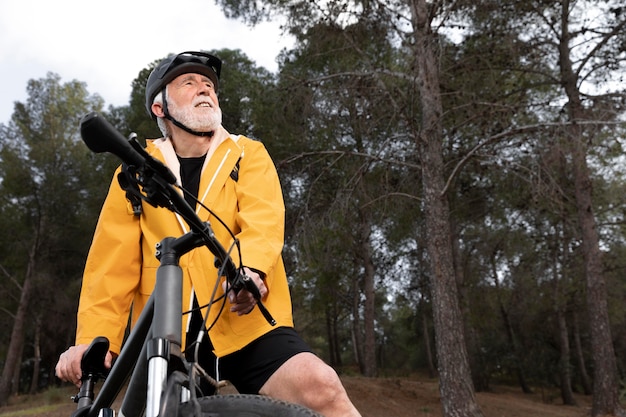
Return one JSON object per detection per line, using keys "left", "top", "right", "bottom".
{"left": 0, "top": 1, "right": 625, "bottom": 416}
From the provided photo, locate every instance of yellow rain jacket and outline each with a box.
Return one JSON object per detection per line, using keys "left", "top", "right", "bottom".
{"left": 75, "top": 133, "right": 294, "bottom": 357}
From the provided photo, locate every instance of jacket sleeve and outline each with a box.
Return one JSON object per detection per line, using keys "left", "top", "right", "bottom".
{"left": 233, "top": 140, "right": 285, "bottom": 285}
{"left": 75, "top": 168, "right": 143, "bottom": 354}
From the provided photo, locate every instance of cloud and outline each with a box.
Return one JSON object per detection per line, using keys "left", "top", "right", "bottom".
{"left": 0, "top": 0, "right": 292, "bottom": 123}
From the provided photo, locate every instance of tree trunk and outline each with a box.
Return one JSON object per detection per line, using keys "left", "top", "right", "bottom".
{"left": 410, "top": 0, "right": 483, "bottom": 415}
{"left": 0, "top": 250, "right": 37, "bottom": 405}
{"left": 571, "top": 135, "right": 622, "bottom": 415}
{"left": 558, "top": 2, "right": 624, "bottom": 415}
{"left": 10, "top": 343, "right": 23, "bottom": 396}
{"left": 491, "top": 253, "right": 532, "bottom": 394}
{"left": 553, "top": 222, "right": 575, "bottom": 406}
{"left": 573, "top": 313, "right": 592, "bottom": 395}
{"left": 326, "top": 306, "right": 342, "bottom": 367}
{"left": 556, "top": 309, "right": 576, "bottom": 405}
{"left": 421, "top": 306, "right": 437, "bottom": 379}
{"left": 351, "top": 277, "right": 364, "bottom": 373}
{"left": 452, "top": 221, "right": 486, "bottom": 391}
{"left": 29, "top": 318, "right": 41, "bottom": 394}
{"left": 359, "top": 209, "right": 377, "bottom": 377}
{"left": 499, "top": 301, "right": 532, "bottom": 394}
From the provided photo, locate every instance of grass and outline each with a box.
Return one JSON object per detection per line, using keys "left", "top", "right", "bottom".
{"left": 0, "top": 386, "right": 76, "bottom": 417}
{"left": 0, "top": 404, "right": 65, "bottom": 417}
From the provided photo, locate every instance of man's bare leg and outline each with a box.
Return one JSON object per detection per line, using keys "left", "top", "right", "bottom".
{"left": 259, "top": 352, "right": 361, "bottom": 417}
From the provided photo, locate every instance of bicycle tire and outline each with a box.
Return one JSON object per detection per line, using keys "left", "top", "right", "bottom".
{"left": 177, "top": 394, "right": 322, "bottom": 416}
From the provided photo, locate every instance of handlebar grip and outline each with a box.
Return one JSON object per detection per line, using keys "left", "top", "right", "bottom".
{"left": 72, "top": 337, "right": 110, "bottom": 410}
{"left": 80, "top": 112, "right": 145, "bottom": 167}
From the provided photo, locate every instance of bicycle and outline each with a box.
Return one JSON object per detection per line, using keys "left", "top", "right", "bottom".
{"left": 69, "top": 112, "right": 321, "bottom": 417}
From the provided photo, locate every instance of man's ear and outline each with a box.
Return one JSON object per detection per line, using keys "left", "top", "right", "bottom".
{"left": 151, "top": 102, "right": 164, "bottom": 118}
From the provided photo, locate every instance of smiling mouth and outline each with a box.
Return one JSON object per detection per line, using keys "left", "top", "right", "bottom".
{"left": 196, "top": 102, "right": 212, "bottom": 108}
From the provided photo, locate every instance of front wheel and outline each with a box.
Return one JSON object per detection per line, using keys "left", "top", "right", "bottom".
{"left": 178, "top": 394, "right": 322, "bottom": 416}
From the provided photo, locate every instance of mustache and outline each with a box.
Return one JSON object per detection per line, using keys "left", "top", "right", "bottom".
{"left": 192, "top": 97, "right": 216, "bottom": 108}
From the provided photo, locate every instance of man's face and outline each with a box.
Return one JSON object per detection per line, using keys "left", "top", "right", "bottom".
{"left": 166, "top": 72, "right": 222, "bottom": 132}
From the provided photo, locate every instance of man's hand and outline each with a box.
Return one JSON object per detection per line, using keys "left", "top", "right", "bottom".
{"left": 224, "top": 267, "right": 268, "bottom": 316}
{"left": 55, "top": 344, "right": 113, "bottom": 387}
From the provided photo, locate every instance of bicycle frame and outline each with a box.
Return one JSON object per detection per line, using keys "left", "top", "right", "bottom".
{"left": 73, "top": 112, "right": 277, "bottom": 417}
{"left": 74, "top": 234, "right": 197, "bottom": 417}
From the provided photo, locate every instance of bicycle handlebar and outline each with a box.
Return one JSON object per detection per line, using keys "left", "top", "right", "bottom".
{"left": 80, "top": 112, "right": 146, "bottom": 168}
{"left": 79, "top": 112, "right": 275, "bottom": 326}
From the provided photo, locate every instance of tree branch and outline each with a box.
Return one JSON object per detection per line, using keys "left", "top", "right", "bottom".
{"left": 280, "top": 149, "right": 420, "bottom": 170}
{"left": 441, "top": 119, "right": 626, "bottom": 197}
{"left": 0, "top": 263, "right": 22, "bottom": 292}
{"left": 360, "top": 192, "right": 421, "bottom": 210}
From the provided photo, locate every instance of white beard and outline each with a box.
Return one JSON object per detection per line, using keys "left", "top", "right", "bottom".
{"left": 168, "top": 97, "right": 222, "bottom": 132}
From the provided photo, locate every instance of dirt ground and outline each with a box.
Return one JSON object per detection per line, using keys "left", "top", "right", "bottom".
{"left": 343, "top": 375, "right": 592, "bottom": 417}
{"left": 0, "top": 374, "right": 595, "bottom": 417}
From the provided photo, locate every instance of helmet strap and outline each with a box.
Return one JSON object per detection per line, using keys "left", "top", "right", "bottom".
{"left": 161, "top": 87, "right": 215, "bottom": 138}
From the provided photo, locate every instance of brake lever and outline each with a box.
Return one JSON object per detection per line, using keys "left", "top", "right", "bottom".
{"left": 229, "top": 270, "right": 276, "bottom": 326}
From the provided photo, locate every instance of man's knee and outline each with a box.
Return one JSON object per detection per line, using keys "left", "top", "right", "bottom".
{"left": 261, "top": 353, "right": 360, "bottom": 416}
{"left": 293, "top": 355, "right": 353, "bottom": 412}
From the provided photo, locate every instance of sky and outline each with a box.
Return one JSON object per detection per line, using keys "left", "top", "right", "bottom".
{"left": 0, "top": 0, "right": 293, "bottom": 125}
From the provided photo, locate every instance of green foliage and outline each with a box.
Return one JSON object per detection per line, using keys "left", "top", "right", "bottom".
{"left": 0, "top": 0, "right": 625, "bottom": 400}
{"left": 124, "top": 62, "right": 161, "bottom": 140}
{"left": 0, "top": 72, "right": 112, "bottom": 394}
{"left": 225, "top": 0, "right": 626, "bottom": 397}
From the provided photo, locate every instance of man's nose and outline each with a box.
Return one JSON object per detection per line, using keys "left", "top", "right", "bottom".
{"left": 197, "top": 83, "right": 212, "bottom": 95}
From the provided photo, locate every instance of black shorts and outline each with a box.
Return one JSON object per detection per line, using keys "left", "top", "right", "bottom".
{"left": 187, "top": 325, "right": 313, "bottom": 395}
{"left": 220, "top": 326, "right": 313, "bottom": 393}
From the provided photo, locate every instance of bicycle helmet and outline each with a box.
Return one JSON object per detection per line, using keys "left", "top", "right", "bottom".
{"left": 145, "top": 51, "right": 222, "bottom": 120}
